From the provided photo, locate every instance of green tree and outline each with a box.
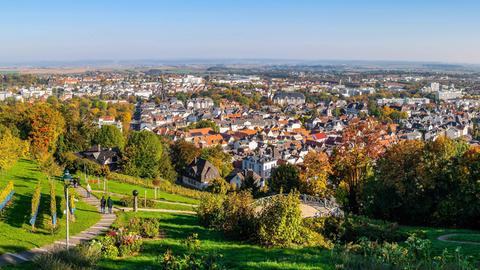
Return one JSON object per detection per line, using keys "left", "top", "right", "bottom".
{"left": 122, "top": 131, "right": 163, "bottom": 178}
{"left": 93, "top": 125, "right": 125, "bottom": 149}
{"left": 269, "top": 164, "right": 301, "bottom": 194}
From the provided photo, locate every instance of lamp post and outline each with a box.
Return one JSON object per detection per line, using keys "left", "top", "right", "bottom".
{"left": 63, "top": 169, "right": 72, "bottom": 249}
{"left": 132, "top": 190, "right": 139, "bottom": 212}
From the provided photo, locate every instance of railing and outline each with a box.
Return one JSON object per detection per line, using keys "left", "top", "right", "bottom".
{"left": 254, "top": 193, "right": 344, "bottom": 217}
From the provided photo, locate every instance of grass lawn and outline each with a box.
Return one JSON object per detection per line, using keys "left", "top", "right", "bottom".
{"left": 97, "top": 193, "right": 196, "bottom": 211}
{"left": 401, "top": 226, "right": 480, "bottom": 261}
{"left": 0, "top": 159, "right": 101, "bottom": 254}
{"left": 85, "top": 177, "right": 198, "bottom": 205}
{"left": 97, "top": 212, "right": 334, "bottom": 270}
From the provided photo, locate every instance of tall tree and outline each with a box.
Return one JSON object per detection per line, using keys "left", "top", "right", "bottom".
{"left": 333, "top": 118, "right": 385, "bottom": 214}
{"left": 93, "top": 125, "right": 125, "bottom": 149}
{"left": 122, "top": 131, "right": 163, "bottom": 178}
{"left": 300, "top": 151, "right": 332, "bottom": 196}
{"left": 170, "top": 140, "right": 200, "bottom": 172}
{"left": 269, "top": 163, "right": 301, "bottom": 194}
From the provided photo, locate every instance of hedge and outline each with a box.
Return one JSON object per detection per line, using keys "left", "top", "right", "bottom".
{"left": 30, "top": 181, "right": 42, "bottom": 229}
{"left": 0, "top": 181, "right": 14, "bottom": 211}
{"left": 50, "top": 181, "right": 57, "bottom": 227}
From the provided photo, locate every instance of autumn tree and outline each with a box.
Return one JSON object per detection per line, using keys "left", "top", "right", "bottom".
{"left": 170, "top": 140, "right": 201, "bottom": 172}
{"left": 24, "top": 103, "right": 65, "bottom": 163}
{"left": 333, "top": 117, "right": 385, "bottom": 214}
{"left": 201, "top": 145, "right": 233, "bottom": 177}
{"left": 0, "top": 125, "right": 28, "bottom": 172}
{"left": 300, "top": 151, "right": 332, "bottom": 196}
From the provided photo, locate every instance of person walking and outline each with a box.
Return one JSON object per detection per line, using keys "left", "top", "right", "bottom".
{"left": 100, "top": 196, "right": 106, "bottom": 214}
{"left": 86, "top": 183, "right": 92, "bottom": 198}
{"left": 107, "top": 196, "right": 113, "bottom": 214}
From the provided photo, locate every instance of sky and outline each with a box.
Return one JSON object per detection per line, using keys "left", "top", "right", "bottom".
{"left": 1, "top": 0, "right": 479, "bottom": 64}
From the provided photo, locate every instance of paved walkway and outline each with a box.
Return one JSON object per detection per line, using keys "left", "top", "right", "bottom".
{"left": 117, "top": 207, "right": 195, "bottom": 215}
{"left": 437, "top": 234, "right": 480, "bottom": 245}
{"left": 92, "top": 190, "right": 198, "bottom": 207}
{"left": 0, "top": 186, "right": 116, "bottom": 267}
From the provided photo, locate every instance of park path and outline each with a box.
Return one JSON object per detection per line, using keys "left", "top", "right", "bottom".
{"left": 0, "top": 186, "right": 116, "bottom": 267}
{"left": 116, "top": 206, "right": 196, "bottom": 215}
{"left": 92, "top": 190, "right": 198, "bottom": 207}
{"left": 437, "top": 234, "right": 480, "bottom": 245}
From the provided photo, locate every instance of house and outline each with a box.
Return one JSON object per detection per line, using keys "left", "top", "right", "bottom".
{"left": 272, "top": 92, "right": 305, "bottom": 106}
{"left": 76, "top": 145, "right": 120, "bottom": 170}
{"left": 226, "top": 169, "right": 263, "bottom": 189}
{"left": 242, "top": 155, "right": 278, "bottom": 179}
{"left": 181, "top": 158, "right": 221, "bottom": 190}
{"left": 98, "top": 116, "right": 123, "bottom": 131}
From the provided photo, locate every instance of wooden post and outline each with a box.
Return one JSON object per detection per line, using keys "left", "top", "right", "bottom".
{"left": 154, "top": 187, "right": 157, "bottom": 200}
{"left": 144, "top": 190, "right": 147, "bottom": 208}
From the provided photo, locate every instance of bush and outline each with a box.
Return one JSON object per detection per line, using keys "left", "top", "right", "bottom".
{"left": 332, "top": 235, "right": 477, "bottom": 270}
{"left": 158, "top": 233, "right": 225, "bottom": 270}
{"left": 305, "top": 215, "right": 410, "bottom": 244}
{"left": 0, "top": 181, "right": 14, "bottom": 211}
{"left": 96, "top": 229, "right": 142, "bottom": 258}
{"left": 33, "top": 243, "right": 101, "bottom": 270}
{"left": 119, "top": 195, "right": 156, "bottom": 208}
{"left": 49, "top": 181, "right": 57, "bottom": 230}
{"left": 30, "top": 180, "right": 42, "bottom": 229}
{"left": 257, "top": 191, "right": 304, "bottom": 247}
{"left": 220, "top": 191, "right": 257, "bottom": 240}
{"left": 197, "top": 193, "right": 224, "bottom": 228}
{"left": 141, "top": 218, "right": 161, "bottom": 238}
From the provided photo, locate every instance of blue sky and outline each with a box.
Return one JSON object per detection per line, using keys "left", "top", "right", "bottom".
{"left": 1, "top": 0, "right": 479, "bottom": 64}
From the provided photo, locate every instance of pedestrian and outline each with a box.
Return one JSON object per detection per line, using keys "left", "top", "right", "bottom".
{"left": 86, "top": 183, "right": 92, "bottom": 198}
{"left": 107, "top": 196, "right": 113, "bottom": 214}
{"left": 100, "top": 196, "right": 106, "bottom": 214}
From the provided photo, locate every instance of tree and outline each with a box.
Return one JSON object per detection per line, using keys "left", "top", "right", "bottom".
{"left": 201, "top": 145, "right": 233, "bottom": 177}
{"left": 333, "top": 118, "right": 384, "bottom": 214}
{"left": 0, "top": 125, "right": 27, "bottom": 172}
{"left": 93, "top": 125, "right": 125, "bottom": 149}
{"left": 122, "top": 131, "right": 163, "bottom": 178}
{"left": 269, "top": 163, "right": 301, "bottom": 194}
{"left": 24, "top": 103, "right": 65, "bottom": 163}
{"left": 257, "top": 191, "right": 303, "bottom": 247}
{"left": 300, "top": 151, "right": 332, "bottom": 196}
{"left": 207, "top": 177, "right": 231, "bottom": 194}
{"left": 170, "top": 140, "right": 200, "bottom": 172}
{"left": 187, "top": 120, "right": 219, "bottom": 133}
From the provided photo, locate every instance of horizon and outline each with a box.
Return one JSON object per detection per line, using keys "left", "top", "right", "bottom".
{"left": 1, "top": 0, "right": 480, "bottom": 65}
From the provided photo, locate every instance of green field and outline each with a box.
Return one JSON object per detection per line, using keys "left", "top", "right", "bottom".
{"left": 97, "top": 211, "right": 333, "bottom": 270}
{"left": 85, "top": 177, "right": 199, "bottom": 205}
{"left": 100, "top": 193, "right": 196, "bottom": 211}
{"left": 0, "top": 159, "right": 101, "bottom": 254}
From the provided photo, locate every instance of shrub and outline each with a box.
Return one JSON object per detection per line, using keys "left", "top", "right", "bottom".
{"left": 96, "top": 229, "right": 142, "bottom": 258}
{"left": 30, "top": 180, "right": 42, "bottom": 229}
{"left": 306, "top": 215, "right": 409, "bottom": 244}
{"left": 141, "top": 218, "right": 161, "bottom": 238}
{"left": 158, "top": 233, "right": 225, "bottom": 270}
{"left": 33, "top": 243, "right": 101, "bottom": 270}
{"left": 49, "top": 180, "right": 57, "bottom": 229}
{"left": 0, "top": 181, "right": 14, "bottom": 211}
{"left": 257, "top": 191, "right": 304, "bottom": 247}
{"left": 119, "top": 195, "right": 156, "bottom": 208}
{"left": 332, "top": 235, "right": 476, "bottom": 270}
{"left": 220, "top": 190, "right": 257, "bottom": 240}
{"left": 197, "top": 193, "right": 224, "bottom": 228}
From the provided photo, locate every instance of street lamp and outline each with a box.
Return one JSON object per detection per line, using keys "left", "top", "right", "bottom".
{"left": 63, "top": 169, "right": 72, "bottom": 249}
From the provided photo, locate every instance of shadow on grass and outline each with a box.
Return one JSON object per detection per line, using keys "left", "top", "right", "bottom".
{"left": 1, "top": 193, "right": 30, "bottom": 228}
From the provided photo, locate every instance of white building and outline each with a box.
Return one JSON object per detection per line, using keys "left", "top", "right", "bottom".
{"left": 186, "top": 97, "right": 214, "bottom": 109}
{"left": 242, "top": 156, "right": 278, "bottom": 179}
